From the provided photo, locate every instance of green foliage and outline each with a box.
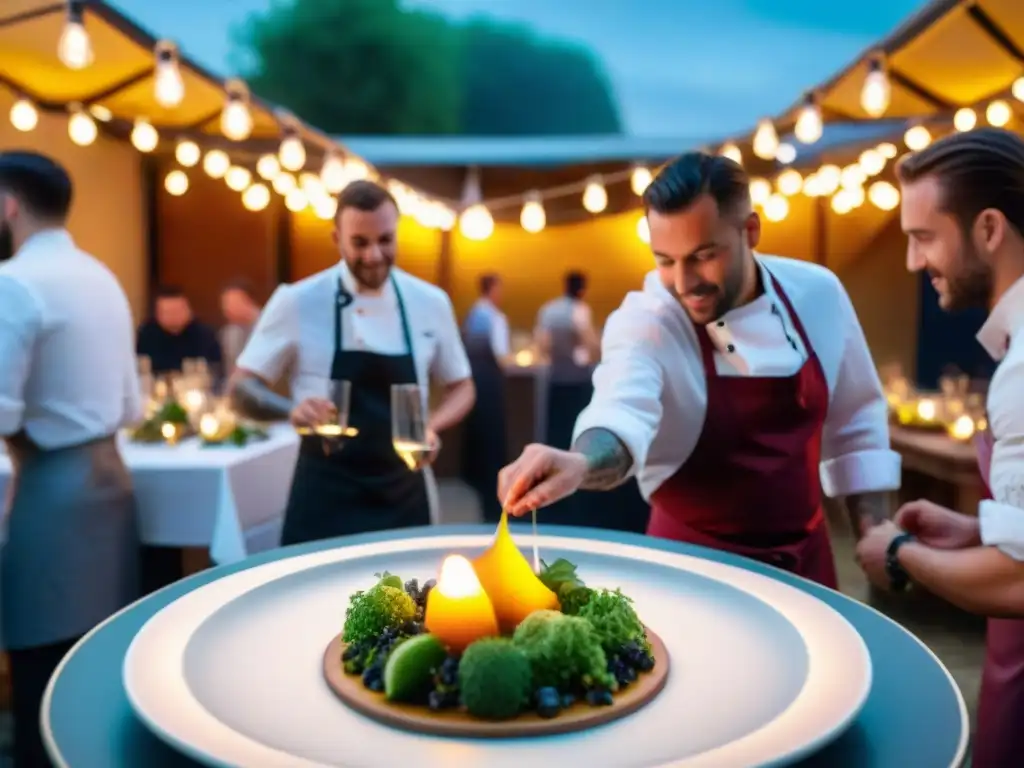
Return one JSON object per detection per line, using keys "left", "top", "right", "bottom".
{"left": 342, "top": 584, "right": 416, "bottom": 644}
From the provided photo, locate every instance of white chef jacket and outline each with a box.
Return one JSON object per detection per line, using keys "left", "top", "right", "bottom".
{"left": 573, "top": 254, "right": 902, "bottom": 501}
{"left": 976, "top": 274, "right": 1024, "bottom": 561}
{"left": 0, "top": 229, "right": 141, "bottom": 449}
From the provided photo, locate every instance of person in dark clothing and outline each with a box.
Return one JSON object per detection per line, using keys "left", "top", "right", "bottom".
{"left": 136, "top": 285, "right": 222, "bottom": 376}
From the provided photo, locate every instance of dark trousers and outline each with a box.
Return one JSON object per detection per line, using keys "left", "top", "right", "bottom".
{"left": 10, "top": 637, "right": 79, "bottom": 767}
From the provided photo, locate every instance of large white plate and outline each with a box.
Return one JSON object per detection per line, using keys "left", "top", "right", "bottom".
{"left": 124, "top": 534, "right": 871, "bottom": 767}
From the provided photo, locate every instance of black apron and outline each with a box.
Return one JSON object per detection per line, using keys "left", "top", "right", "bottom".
{"left": 279, "top": 276, "right": 430, "bottom": 545}
{"left": 460, "top": 324, "right": 507, "bottom": 524}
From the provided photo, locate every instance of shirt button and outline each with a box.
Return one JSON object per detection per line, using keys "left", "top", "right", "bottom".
{"left": 716, "top": 321, "right": 725, "bottom": 328}
{"left": 726, "top": 344, "right": 736, "bottom": 353}
{"left": 356, "top": 308, "right": 364, "bottom": 316}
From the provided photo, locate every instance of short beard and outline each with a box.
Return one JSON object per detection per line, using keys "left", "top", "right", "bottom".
{"left": 943, "top": 244, "right": 992, "bottom": 311}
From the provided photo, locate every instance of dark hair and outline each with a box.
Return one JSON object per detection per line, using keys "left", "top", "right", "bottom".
{"left": 896, "top": 127, "right": 1024, "bottom": 236}
{"left": 479, "top": 273, "right": 500, "bottom": 295}
{"left": 155, "top": 285, "right": 186, "bottom": 300}
{"left": 222, "top": 278, "right": 255, "bottom": 300}
{"left": 565, "top": 271, "right": 586, "bottom": 299}
{"left": 335, "top": 179, "right": 397, "bottom": 216}
{"left": 0, "top": 151, "right": 73, "bottom": 221}
{"left": 643, "top": 151, "right": 750, "bottom": 217}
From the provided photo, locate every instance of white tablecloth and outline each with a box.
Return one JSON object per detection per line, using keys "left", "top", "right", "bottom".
{"left": 0, "top": 424, "right": 300, "bottom": 565}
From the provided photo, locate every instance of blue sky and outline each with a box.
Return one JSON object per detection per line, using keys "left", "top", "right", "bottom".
{"left": 109, "top": 0, "right": 929, "bottom": 138}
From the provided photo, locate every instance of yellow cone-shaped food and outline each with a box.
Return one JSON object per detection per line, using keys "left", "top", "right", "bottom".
{"left": 472, "top": 511, "right": 559, "bottom": 631}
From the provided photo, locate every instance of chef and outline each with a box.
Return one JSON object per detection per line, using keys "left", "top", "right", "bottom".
{"left": 855, "top": 128, "right": 1024, "bottom": 767}
{"left": 232, "top": 180, "right": 475, "bottom": 543}
{"left": 499, "top": 151, "right": 901, "bottom": 587}
{"left": 0, "top": 152, "right": 142, "bottom": 767}
{"left": 460, "top": 273, "right": 510, "bottom": 523}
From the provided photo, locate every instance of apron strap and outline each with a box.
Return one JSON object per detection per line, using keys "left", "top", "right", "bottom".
{"left": 765, "top": 269, "right": 814, "bottom": 353}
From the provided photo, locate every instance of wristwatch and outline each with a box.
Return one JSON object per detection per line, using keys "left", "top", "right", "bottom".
{"left": 885, "top": 533, "right": 916, "bottom": 592}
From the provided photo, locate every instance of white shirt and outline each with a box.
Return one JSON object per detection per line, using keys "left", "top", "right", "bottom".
{"left": 536, "top": 297, "right": 595, "bottom": 365}
{"left": 466, "top": 298, "right": 510, "bottom": 358}
{"left": 975, "top": 274, "right": 1024, "bottom": 561}
{"left": 0, "top": 229, "right": 141, "bottom": 449}
{"left": 573, "top": 254, "right": 902, "bottom": 501}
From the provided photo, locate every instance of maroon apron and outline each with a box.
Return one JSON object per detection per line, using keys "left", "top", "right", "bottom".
{"left": 647, "top": 273, "right": 838, "bottom": 589}
{"left": 973, "top": 426, "right": 1024, "bottom": 767}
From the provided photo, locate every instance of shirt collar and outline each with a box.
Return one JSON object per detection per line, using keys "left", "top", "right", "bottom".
{"left": 337, "top": 260, "right": 396, "bottom": 300}
{"left": 978, "top": 274, "right": 1024, "bottom": 361}
{"left": 15, "top": 228, "right": 74, "bottom": 259}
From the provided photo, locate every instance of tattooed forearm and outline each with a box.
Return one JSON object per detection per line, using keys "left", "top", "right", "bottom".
{"left": 572, "top": 428, "right": 634, "bottom": 491}
{"left": 843, "top": 491, "right": 891, "bottom": 539}
{"left": 231, "top": 376, "right": 294, "bottom": 421}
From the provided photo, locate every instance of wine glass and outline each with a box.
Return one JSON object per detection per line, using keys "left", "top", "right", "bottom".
{"left": 391, "top": 384, "right": 432, "bottom": 471}
{"left": 316, "top": 380, "right": 351, "bottom": 453}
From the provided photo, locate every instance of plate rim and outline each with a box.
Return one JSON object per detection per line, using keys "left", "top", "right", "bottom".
{"left": 118, "top": 533, "right": 875, "bottom": 768}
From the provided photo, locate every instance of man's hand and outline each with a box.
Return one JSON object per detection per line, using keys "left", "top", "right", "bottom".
{"left": 290, "top": 397, "right": 336, "bottom": 428}
{"left": 854, "top": 519, "right": 905, "bottom": 591}
{"left": 895, "top": 499, "right": 980, "bottom": 550}
{"left": 423, "top": 427, "right": 442, "bottom": 467}
{"left": 497, "top": 444, "right": 589, "bottom": 516}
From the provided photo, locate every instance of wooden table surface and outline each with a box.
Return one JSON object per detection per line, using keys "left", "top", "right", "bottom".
{"left": 889, "top": 425, "right": 982, "bottom": 516}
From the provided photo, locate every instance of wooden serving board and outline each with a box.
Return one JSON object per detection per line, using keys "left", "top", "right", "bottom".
{"left": 322, "top": 627, "right": 670, "bottom": 738}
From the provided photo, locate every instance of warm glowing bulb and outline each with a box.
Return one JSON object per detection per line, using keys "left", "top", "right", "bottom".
{"left": 256, "top": 154, "right": 280, "bottom": 181}
{"left": 9, "top": 99, "right": 38, "bottom": 132}
{"left": 794, "top": 102, "right": 823, "bottom": 144}
{"left": 816, "top": 164, "right": 842, "bottom": 195}
{"left": 840, "top": 164, "right": 867, "bottom": 189}
{"left": 221, "top": 80, "right": 253, "bottom": 141}
{"left": 313, "top": 195, "right": 338, "bottom": 220}
{"left": 630, "top": 166, "right": 652, "bottom": 196}
{"left": 175, "top": 140, "right": 200, "bottom": 167}
{"left": 160, "top": 422, "right": 176, "bottom": 440}
{"left": 860, "top": 62, "right": 890, "bottom": 117}
{"left": 68, "top": 109, "right": 97, "bottom": 146}
{"left": 752, "top": 118, "right": 780, "bottom": 160}
{"left": 749, "top": 177, "right": 771, "bottom": 206}
{"left": 345, "top": 157, "right": 370, "bottom": 181}
{"left": 272, "top": 172, "right": 296, "bottom": 195}
{"left": 284, "top": 188, "right": 308, "bottom": 212}
{"left": 917, "top": 398, "right": 936, "bottom": 421}
{"left": 987, "top": 100, "right": 1011, "bottom": 127}
{"left": 279, "top": 135, "right": 306, "bottom": 171}
{"left": 802, "top": 173, "right": 823, "bottom": 197}
{"left": 858, "top": 148, "right": 885, "bottom": 176}
{"left": 846, "top": 184, "right": 866, "bottom": 208}
{"left": 1014, "top": 77, "right": 1024, "bottom": 103}
{"left": 520, "top": 198, "right": 545, "bottom": 233}
{"left": 582, "top": 178, "right": 607, "bottom": 213}
{"left": 202, "top": 149, "right": 230, "bottom": 179}
{"left": 954, "top": 108, "right": 977, "bottom": 132}
{"left": 948, "top": 414, "right": 976, "bottom": 441}
{"left": 831, "top": 189, "right": 855, "bottom": 215}
{"left": 776, "top": 169, "right": 803, "bottom": 197}
{"left": 320, "top": 153, "right": 348, "bottom": 193}
{"left": 436, "top": 205, "right": 456, "bottom": 231}
{"left": 720, "top": 143, "right": 742, "bottom": 165}
{"left": 58, "top": 16, "right": 93, "bottom": 70}
{"left": 775, "top": 142, "right": 797, "bottom": 165}
{"left": 225, "top": 166, "right": 251, "bottom": 192}
{"left": 636, "top": 215, "right": 650, "bottom": 244}
{"left": 877, "top": 142, "right": 898, "bottom": 159}
{"left": 130, "top": 118, "right": 158, "bottom": 153}
{"left": 904, "top": 125, "right": 932, "bottom": 151}
{"left": 763, "top": 194, "right": 789, "bottom": 222}
{"left": 242, "top": 183, "right": 271, "bottom": 212}
{"left": 153, "top": 43, "right": 184, "bottom": 108}
{"left": 299, "top": 171, "right": 324, "bottom": 198}
{"left": 460, "top": 204, "right": 494, "bottom": 241}
{"left": 868, "top": 181, "right": 900, "bottom": 211}
{"left": 164, "top": 170, "right": 188, "bottom": 197}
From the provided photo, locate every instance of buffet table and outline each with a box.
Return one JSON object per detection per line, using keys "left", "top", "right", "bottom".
{"left": 42, "top": 525, "right": 967, "bottom": 768}
{"left": 890, "top": 425, "right": 983, "bottom": 517}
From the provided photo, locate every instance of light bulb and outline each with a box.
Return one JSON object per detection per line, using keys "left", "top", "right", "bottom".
{"left": 749, "top": 178, "right": 771, "bottom": 206}
{"left": 256, "top": 154, "right": 280, "bottom": 181}
{"left": 284, "top": 188, "right": 308, "bottom": 212}
{"left": 58, "top": 6, "right": 93, "bottom": 70}
{"left": 987, "top": 100, "right": 1011, "bottom": 127}
{"left": 954, "top": 108, "right": 977, "bottom": 132}
{"left": 802, "top": 173, "right": 823, "bottom": 197}
{"left": 175, "top": 140, "right": 200, "bottom": 167}
{"left": 776, "top": 169, "right": 803, "bottom": 197}
{"left": 904, "top": 125, "right": 932, "bottom": 151}
{"left": 858, "top": 148, "right": 885, "bottom": 176}
{"left": 202, "top": 149, "right": 230, "bottom": 179}
{"left": 313, "top": 195, "right": 338, "bottom": 221}
{"left": 435, "top": 204, "right": 456, "bottom": 231}
{"left": 67, "top": 107, "right": 97, "bottom": 146}
{"left": 153, "top": 42, "right": 184, "bottom": 108}
{"left": 860, "top": 59, "right": 890, "bottom": 117}
{"left": 582, "top": 177, "right": 607, "bottom": 213}
{"left": 775, "top": 142, "right": 797, "bottom": 165}
{"left": 242, "top": 183, "right": 271, "bottom": 212}
{"left": 794, "top": 99, "right": 823, "bottom": 144}
{"left": 299, "top": 172, "right": 324, "bottom": 199}
{"left": 225, "top": 166, "right": 252, "bottom": 192}
{"left": 846, "top": 184, "right": 866, "bottom": 208}
{"left": 877, "top": 142, "right": 898, "bottom": 159}
{"left": 221, "top": 80, "right": 253, "bottom": 141}
{"left": 1014, "top": 77, "right": 1024, "bottom": 103}
{"left": 719, "top": 143, "right": 742, "bottom": 165}
{"left": 636, "top": 215, "right": 650, "bottom": 244}
{"left": 831, "top": 189, "right": 855, "bottom": 215}
{"left": 345, "top": 157, "right": 370, "bottom": 180}
{"left": 520, "top": 197, "right": 545, "bottom": 233}
{"left": 459, "top": 204, "right": 494, "bottom": 241}
{"left": 279, "top": 134, "right": 306, "bottom": 172}
{"left": 320, "top": 153, "right": 348, "bottom": 193}
{"left": 816, "top": 164, "right": 842, "bottom": 195}
{"left": 130, "top": 118, "right": 158, "bottom": 153}
{"left": 272, "top": 172, "right": 296, "bottom": 195}
{"left": 840, "top": 164, "right": 867, "bottom": 189}
{"left": 752, "top": 118, "right": 780, "bottom": 160}
{"left": 9, "top": 99, "right": 38, "bottom": 132}
{"left": 763, "top": 194, "right": 789, "bottom": 222}
{"left": 164, "top": 170, "right": 188, "bottom": 197}
{"left": 868, "top": 181, "right": 900, "bottom": 211}
{"left": 630, "top": 166, "right": 652, "bottom": 196}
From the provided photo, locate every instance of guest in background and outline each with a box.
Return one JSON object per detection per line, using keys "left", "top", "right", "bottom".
{"left": 220, "top": 279, "right": 262, "bottom": 378}
{"left": 0, "top": 151, "right": 141, "bottom": 767}
{"left": 461, "top": 273, "right": 509, "bottom": 523}
{"left": 136, "top": 285, "right": 222, "bottom": 376}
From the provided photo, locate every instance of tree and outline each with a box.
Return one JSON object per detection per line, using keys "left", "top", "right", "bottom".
{"left": 232, "top": 0, "right": 463, "bottom": 134}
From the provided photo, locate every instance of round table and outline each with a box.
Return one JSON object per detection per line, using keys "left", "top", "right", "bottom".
{"left": 42, "top": 525, "right": 969, "bottom": 767}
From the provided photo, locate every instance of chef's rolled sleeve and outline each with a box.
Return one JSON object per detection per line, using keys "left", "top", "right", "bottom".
{"left": 430, "top": 293, "right": 471, "bottom": 384}
{"left": 571, "top": 307, "right": 663, "bottom": 475}
{"left": 818, "top": 281, "right": 901, "bottom": 497}
{"left": 236, "top": 284, "right": 296, "bottom": 383}
{"left": 980, "top": 354, "right": 1024, "bottom": 561}
{"left": 0, "top": 276, "right": 41, "bottom": 435}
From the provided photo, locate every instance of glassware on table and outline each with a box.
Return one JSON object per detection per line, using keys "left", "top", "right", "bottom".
{"left": 296, "top": 381, "right": 352, "bottom": 453}
{"left": 391, "top": 383, "right": 432, "bottom": 471}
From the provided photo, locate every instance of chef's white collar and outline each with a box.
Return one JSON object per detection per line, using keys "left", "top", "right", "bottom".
{"left": 337, "top": 259, "right": 396, "bottom": 300}
{"left": 977, "top": 273, "right": 1024, "bottom": 361}
{"left": 13, "top": 227, "right": 73, "bottom": 260}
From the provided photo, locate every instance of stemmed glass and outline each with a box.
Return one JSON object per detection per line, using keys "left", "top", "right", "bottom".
{"left": 391, "top": 384, "right": 433, "bottom": 471}
{"left": 296, "top": 380, "right": 351, "bottom": 453}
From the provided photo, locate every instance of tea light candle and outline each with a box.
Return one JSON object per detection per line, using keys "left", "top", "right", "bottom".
{"left": 160, "top": 422, "right": 181, "bottom": 444}
{"left": 916, "top": 398, "right": 937, "bottom": 422}
{"left": 184, "top": 389, "right": 205, "bottom": 412}
{"left": 948, "top": 414, "right": 976, "bottom": 441}
{"left": 199, "top": 413, "right": 220, "bottom": 440}
{"left": 424, "top": 555, "right": 499, "bottom": 652}
{"left": 514, "top": 349, "right": 534, "bottom": 367}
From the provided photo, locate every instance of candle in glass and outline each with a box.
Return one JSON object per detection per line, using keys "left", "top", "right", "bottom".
{"left": 199, "top": 412, "right": 221, "bottom": 440}
{"left": 916, "top": 398, "right": 937, "bottom": 423}
{"left": 947, "top": 414, "right": 976, "bottom": 441}
{"left": 424, "top": 555, "right": 499, "bottom": 653}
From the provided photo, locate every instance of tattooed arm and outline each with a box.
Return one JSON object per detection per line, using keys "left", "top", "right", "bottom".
{"left": 841, "top": 491, "right": 892, "bottom": 538}
{"left": 572, "top": 428, "right": 635, "bottom": 491}
{"left": 230, "top": 373, "right": 294, "bottom": 421}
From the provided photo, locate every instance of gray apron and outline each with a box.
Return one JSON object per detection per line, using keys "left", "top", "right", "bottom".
{"left": 1, "top": 434, "right": 140, "bottom": 649}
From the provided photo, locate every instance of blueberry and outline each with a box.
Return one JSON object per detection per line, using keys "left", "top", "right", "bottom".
{"left": 341, "top": 644, "right": 359, "bottom": 662}
{"left": 560, "top": 693, "right": 576, "bottom": 709}
{"left": 537, "top": 701, "right": 560, "bottom": 718}
{"left": 635, "top": 654, "right": 655, "bottom": 672}
{"left": 367, "top": 678, "right": 384, "bottom": 693}
{"left": 428, "top": 689, "right": 455, "bottom": 711}
{"left": 361, "top": 667, "right": 382, "bottom": 688}
{"left": 585, "top": 688, "right": 614, "bottom": 707}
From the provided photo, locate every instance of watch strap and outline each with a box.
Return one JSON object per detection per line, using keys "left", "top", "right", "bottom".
{"left": 885, "top": 532, "right": 916, "bottom": 592}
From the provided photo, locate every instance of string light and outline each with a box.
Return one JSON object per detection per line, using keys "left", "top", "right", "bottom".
{"left": 460, "top": 204, "right": 494, "bottom": 241}
{"left": 858, "top": 148, "right": 885, "bottom": 176}
{"left": 904, "top": 124, "right": 932, "bottom": 151}
{"left": 130, "top": 118, "right": 158, "bottom": 153}
{"left": 313, "top": 195, "right": 338, "bottom": 220}
{"left": 153, "top": 41, "right": 184, "bottom": 108}
{"left": 1014, "top": 77, "right": 1024, "bottom": 103}
{"left": 320, "top": 153, "right": 348, "bottom": 193}
{"left": 58, "top": 1, "right": 93, "bottom": 70}
{"left": 637, "top": 215, "right": 650, "bottom": 244}
{"left": 175, "top": 140, "right": 200, "bottom": 167}
{"left": 775, "top": 143, "right": 797, "bottom": 165}
{"left": 221, "top": 79, "right": 253, "bottom": 141}
{"left": 986, "top": 100, "right": 1011, "bottom": 127}
{"left": 953, "top": 107, "right": 976, "bottom": 132}
{"left": 763, "top": 194, "right": 789, "bottom": 222}
{"left": 877, "top": 142, "right": 898, "bottom": 159}
{"left": 520, "top": 194, "right": 546, "bottom": 233}
{"left": 860, "top": 57, "right": 890, "bottom": 117}
{"left": 225, "top": 166, "right": 252, "bottom": 192}
{"left": 272, "top": 172, "right": 296, "bottom": 195}
{"left": 802, "top": 173, "right": 824, "bottom": 197}
{"left": 752, "top": 118, "right": 780, "bottom": 160}
{"left": 840, "top": 164, "right": 867, "bottom": 189}
{"left": 816, "top": 165, "right": 841, "bottom": 195}
{"left": 868, "top": 181, "right": 900, "bottom": 211}
{"left": 345, "top": 157, "right": 370, "bottom": 181}
{"left": 202, "top": 149, "right": 230, "bottom": 179}
{"left": 278, "top": 114, "right": 306, "bottom": 171}
{"left": 242, "top": 183, "right": 271, "bottom": 212}
{"left": 630, "top": 166, "right": 652, "bottom": 196}
{"left": 9, "top": 99, "right": 38, "bottom": 132}
{"left": 831, "top": 188, "right": 856, "bottom": 215}
{"left": 582, "top": 177, "right": 608, "bottom": 213}
{"left": 776, "top": 169, "right": 803, "bottom": 196}
{"left": 256, "top": 154, "right": 280, "bottom": 181}
{"left": 284, "top": 188, "right": 308, "bottom": 212}
{"left": 749, "top": 178, "right": 771, "bottom": 206}
{"left": 719, "top": 143, "right": 742, "bottom": 165}
{"left": 164, "top": 170, "right": 189, "bottom": 196}
{"left": 794, "top": 95, "right": 823, "bottom": 144}
{"left": 67, "top": 104, "right": 97, "bottom": 146}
